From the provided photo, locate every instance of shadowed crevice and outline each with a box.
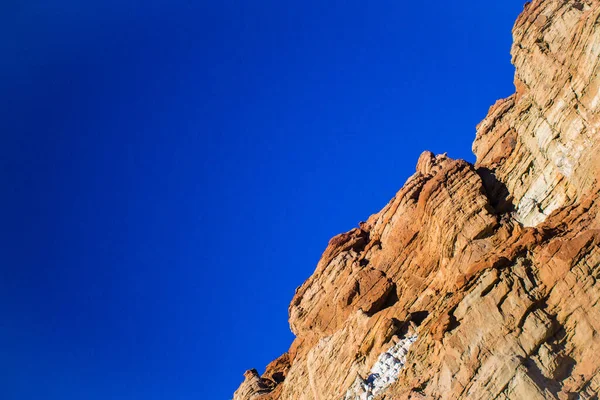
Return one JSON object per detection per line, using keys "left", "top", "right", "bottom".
{"left": 477, "top": 167, "right": 515, "bottom": 215}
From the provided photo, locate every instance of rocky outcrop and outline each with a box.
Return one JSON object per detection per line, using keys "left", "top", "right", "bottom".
{"left": 233, "top": 1, "right": 600, "bottom": 399}
{"left": 473, "top": 0, "right": 600, "bottom": 227}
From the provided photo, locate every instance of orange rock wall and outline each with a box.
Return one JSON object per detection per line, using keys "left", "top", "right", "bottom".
{"left": 234, "top": 1, "right": 600, "bottom": 399}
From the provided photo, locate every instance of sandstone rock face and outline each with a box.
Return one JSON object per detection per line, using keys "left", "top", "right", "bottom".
{"left": 473, "top": 0, "right": 600, "bottom": 227}
{"left": 233, "top": 1, "right": 600, "bottom": 399}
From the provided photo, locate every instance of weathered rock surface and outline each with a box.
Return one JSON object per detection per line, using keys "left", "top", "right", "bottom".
{"left": 234, "top": 1, "right": 600, "bottom": 399}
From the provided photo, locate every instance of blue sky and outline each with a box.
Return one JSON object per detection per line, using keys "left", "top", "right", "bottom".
{"left": 2, "top": 1, "right": 526, "bottom": 399}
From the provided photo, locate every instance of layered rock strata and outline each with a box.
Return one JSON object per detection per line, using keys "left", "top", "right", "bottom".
{"left": 234, "top": 0, "right": 600, "bottom": 399}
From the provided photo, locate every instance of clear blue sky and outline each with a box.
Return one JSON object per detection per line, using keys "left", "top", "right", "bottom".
{"left": 2, "top": 1, "right": 526, "bottom": 399}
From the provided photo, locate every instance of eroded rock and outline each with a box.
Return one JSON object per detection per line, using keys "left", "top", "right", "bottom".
{"left": 234, "top": 1, "right": 600, "bottom": 399}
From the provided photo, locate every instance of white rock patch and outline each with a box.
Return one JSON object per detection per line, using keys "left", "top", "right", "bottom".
{"left": 343, "top": 335, "right": 417, "bottom": 400}
{"left": 515, "top": 163, "right": 567, "bottom": 227}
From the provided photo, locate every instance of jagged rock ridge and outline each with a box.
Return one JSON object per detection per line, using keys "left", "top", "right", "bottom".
{"left": 234, "top": 1, "right": 600, "bottom": 399}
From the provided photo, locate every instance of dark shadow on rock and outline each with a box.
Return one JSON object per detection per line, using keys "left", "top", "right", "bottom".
{"left": 409, "top": 311, "right": 430, "bottom": 326}
{"left": 271, "top": 372, "right": 285, "bottom": 384}
{"left": 477, "top": 167, "right": 515, "bottom": 215}
{"left": 378, "top": 283, "right": 399, "bottom": 312}
{"left": 518, "top": 316, "right": 578, "bottom": 398}
{"left": 520, "top": 355, "right": 563, "bottom": 397}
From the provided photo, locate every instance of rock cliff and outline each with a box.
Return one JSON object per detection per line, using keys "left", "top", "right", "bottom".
{"left": 234, "top": 0, "right": 600, "bottom": 398}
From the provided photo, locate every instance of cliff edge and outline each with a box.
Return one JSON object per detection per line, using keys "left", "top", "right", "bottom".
{"left": 234, "top": 1, "right": 600, "bottom": 398}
